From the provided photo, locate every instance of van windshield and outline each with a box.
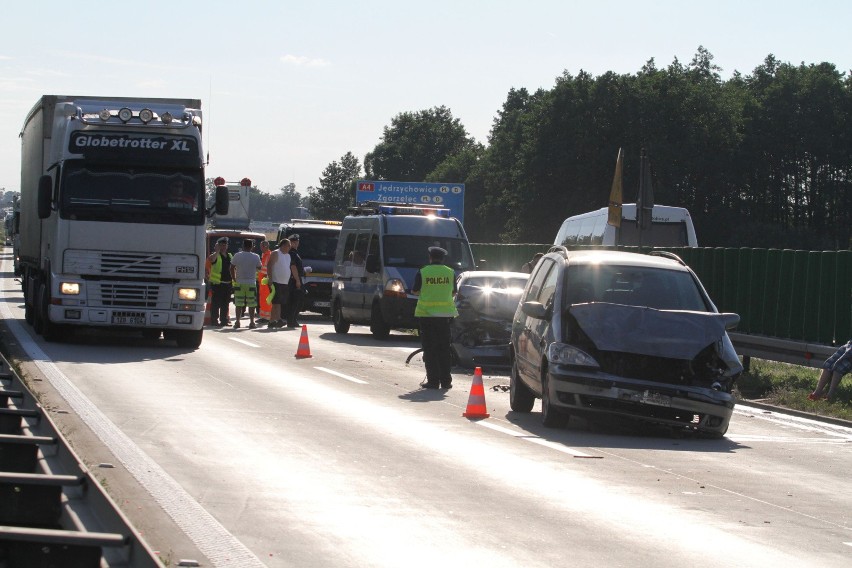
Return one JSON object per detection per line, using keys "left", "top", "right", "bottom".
{"left": 383, "top": 236, "right": 475, "bottom": 271}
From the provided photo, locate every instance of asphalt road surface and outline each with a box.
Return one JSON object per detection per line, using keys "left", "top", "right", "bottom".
{"left": 2, "top": 250, "right": 850, "bottom": 567}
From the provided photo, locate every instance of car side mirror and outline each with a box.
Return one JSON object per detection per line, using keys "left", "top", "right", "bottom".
{"left": 522, "top": 301, "right": 549, "bottom": 320}
{"left": 720, "top": 313, "right": 740, "bottom": 330}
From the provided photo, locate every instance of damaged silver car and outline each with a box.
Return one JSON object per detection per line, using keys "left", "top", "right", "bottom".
{"left": 510, "top": 248, "right": 742, "bottom": 438}
{"left": 451, "top": 271, "right": 529, "bottom": 368}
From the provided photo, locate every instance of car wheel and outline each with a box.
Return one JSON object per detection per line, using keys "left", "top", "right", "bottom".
{"left": 699, "top": 423, "right": 728, "bottom": 440}
{"left": 510, "top": 357, "right": 535, "bottom": 412}
{"left": 540, "top": 365, "right": 568, "bottom": 428}
{"left": 332, "top": 301, "right": 350, "bottom": 334}
{"left": 370, "top": 303, "right": 390, "bottom": 339}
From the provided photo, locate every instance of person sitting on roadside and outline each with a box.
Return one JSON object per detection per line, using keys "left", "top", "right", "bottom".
{"left": 808, "top": 339, "right": 852, "bottom": 402}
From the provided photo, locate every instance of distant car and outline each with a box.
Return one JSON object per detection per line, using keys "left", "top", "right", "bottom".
{"left": 510, "top": 248, "right": 742, "bottom": 438}
{"left": 451, "top": 271, "right": 529, "bottom": 368}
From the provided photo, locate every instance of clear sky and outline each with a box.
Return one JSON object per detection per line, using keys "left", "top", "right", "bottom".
{"left": 1, "top": 0, "right": 850, "bottom": 196}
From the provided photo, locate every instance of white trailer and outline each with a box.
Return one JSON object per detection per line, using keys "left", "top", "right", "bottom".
{"left": 19, "top": 95, "right": 228, "bottom": 347}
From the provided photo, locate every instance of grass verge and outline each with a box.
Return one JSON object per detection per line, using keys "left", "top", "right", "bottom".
{"left": 734, "top": 359, "right": 852, "bottom": 422}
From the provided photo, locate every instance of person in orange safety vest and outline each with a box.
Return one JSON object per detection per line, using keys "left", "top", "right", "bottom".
{"left": 257, "top": 240, "right": 272, "bottom": 323}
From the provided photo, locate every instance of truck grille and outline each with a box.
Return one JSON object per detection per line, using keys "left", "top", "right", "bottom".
{"left": 99, "top": 252, "right": 163, "bottom": 276}
{"left": 64, "top": 250, "right": 198, "bottom": 279}
{"left": 91, "top": 283, "right": 164, "bottom": 308}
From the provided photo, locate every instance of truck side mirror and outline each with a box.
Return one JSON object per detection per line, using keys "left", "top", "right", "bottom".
{"left": 37, "top": 175, "right": 53, "bottom": 219}
{"left": 214, "top": 186, "right": 229, "bottom": 216}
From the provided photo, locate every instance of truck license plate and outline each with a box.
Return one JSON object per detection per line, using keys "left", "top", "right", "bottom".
{"left": 112, "top": 312, "right": 146, "bottom": 325}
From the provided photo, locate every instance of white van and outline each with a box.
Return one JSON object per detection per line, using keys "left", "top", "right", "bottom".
{"left": 331, "top": 202, "right": 475, "bottom": 338}
{"left": 554, "top": 204, "right": 698, "bottom": 248}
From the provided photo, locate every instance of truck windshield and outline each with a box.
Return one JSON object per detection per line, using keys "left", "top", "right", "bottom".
{"left": 60, "top": 163, "right": 205, "bottom": 225}
{"left": 383, "top": 236, "right": 475, "bottom": 272}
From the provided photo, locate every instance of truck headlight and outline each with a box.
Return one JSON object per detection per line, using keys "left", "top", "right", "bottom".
{"left": 178, "top": 288, "right": 199, "bottom": 301}
{"left": 60, "top": 282, "right": 81, "bottom": 295}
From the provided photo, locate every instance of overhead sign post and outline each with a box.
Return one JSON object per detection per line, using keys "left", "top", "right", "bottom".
{"left": 356, "top": 180, "right": 465, "bottom": 223}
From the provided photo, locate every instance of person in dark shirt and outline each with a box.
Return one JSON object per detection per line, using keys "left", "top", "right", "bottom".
{"left": 284, "top": 234, "right": 305, "bottom": 328}
{"left": 207, "top": 237, "right": 233, "bottom": 327}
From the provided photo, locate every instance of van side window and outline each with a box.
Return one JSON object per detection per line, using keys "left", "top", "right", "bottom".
{"left": 341, "top": 232, "right": 357, "bottom": 263}
{"left": 367, "top": 233, "right": 379, "bottom": 260}
{"left": 589, "top": 216, "right": 606, "bottom": 245}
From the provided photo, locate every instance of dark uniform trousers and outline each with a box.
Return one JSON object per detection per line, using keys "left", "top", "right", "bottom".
{"left": 420, "top": 317, "right": 453, "bottom": 386}
{"left": 211, "top": 282, "right": 232, "bottom": 325}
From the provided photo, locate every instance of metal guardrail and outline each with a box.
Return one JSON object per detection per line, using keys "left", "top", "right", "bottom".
{"left": 729, "top": 332, "right": 837, "bottom": 369}
{"left": 0, "top": 354, "right": 161, "bottom": 568}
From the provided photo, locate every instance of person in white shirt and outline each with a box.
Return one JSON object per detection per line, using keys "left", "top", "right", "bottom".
{"left": 265, "top": 239, "right": 294, "bottom": 329}
{"left": 229, "top": 239, "right": 262, "bottom": 329}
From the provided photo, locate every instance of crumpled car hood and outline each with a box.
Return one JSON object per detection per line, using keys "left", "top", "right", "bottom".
{"left": 569, "top": 302, "right": 740, "bottom": 362}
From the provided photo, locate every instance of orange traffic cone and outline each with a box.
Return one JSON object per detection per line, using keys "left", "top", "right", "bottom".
{"left": 295, "top": 325, "right": 312, "bottom": 358}
{"left": 463, "top": 367, "right": 490, "bottom": 419}
{"left": 203, "top": 289, "right": 213, "bottom": 326}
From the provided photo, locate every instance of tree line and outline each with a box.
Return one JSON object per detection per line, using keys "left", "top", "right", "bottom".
{"left": 312, "top": 47, "right": 852, "bottom": 249}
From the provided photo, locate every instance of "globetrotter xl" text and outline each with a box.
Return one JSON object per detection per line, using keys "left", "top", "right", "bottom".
{"left": 72, "top": 134, "right": 190, "bottom": 151}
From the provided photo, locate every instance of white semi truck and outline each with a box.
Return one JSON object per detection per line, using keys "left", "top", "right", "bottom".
{"left": 19, "top": 95, "right": 228, "bottom": 347}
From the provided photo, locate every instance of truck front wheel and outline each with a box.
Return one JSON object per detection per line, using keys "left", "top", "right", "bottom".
{"left": 174, "top": 329, "right": 203, "bottom": 349}
{"left": 37, "top": 282, "right": 65, "bottom": 342}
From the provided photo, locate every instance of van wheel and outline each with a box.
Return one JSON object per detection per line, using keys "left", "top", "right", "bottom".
{"left": 332, "top": 301, "right": 350, "bottom": 334}
{"left": 510, "top": 357, "right": 535, "bottom": 412}
{"left": 370, "top": 303, "right": 390, "bottom": 339}
{"left": 541, "top": 366, "right": 568, "bottom": 428}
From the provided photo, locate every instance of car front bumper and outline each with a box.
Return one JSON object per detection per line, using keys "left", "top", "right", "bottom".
{"left": 547, "top": 368, "right": 735, "bottom": 435}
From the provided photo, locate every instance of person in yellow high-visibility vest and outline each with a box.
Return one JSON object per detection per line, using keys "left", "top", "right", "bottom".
{"left": 413, "top": 246, "right": 458, "bottom": 389}
{"left": 207, "top": 237, "right": 233, "bottom": 327}
{"left": 257, "top": 240, "right": 272, "bottom": 323}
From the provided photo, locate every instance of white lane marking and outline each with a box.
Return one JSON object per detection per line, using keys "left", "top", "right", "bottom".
{"left": 0, "top": 269, "right": 266, "bottom": 568}
{"left": 727, "top": 435, "right": 852, "bottom": 444}
{"left": 476, "top": 420, "right": 599, "bottom": 458}
{"left": 228, "top": 336, "right": 261, "bottom": 348}
{"left": 734, "top": 405, "right": 852, "bottom": 438}
{"left": 315, "top": 366, "right": 368, "bottom": 384}
{"left": 844, "top": 542, "right": 852, "bottom": 547}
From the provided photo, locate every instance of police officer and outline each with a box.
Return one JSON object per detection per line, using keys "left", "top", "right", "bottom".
{"left": 413, "top": 246, "right": 458, "bottom": 389}
{"left": 207, "top": 237, "right": 233, "bottom": 327}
